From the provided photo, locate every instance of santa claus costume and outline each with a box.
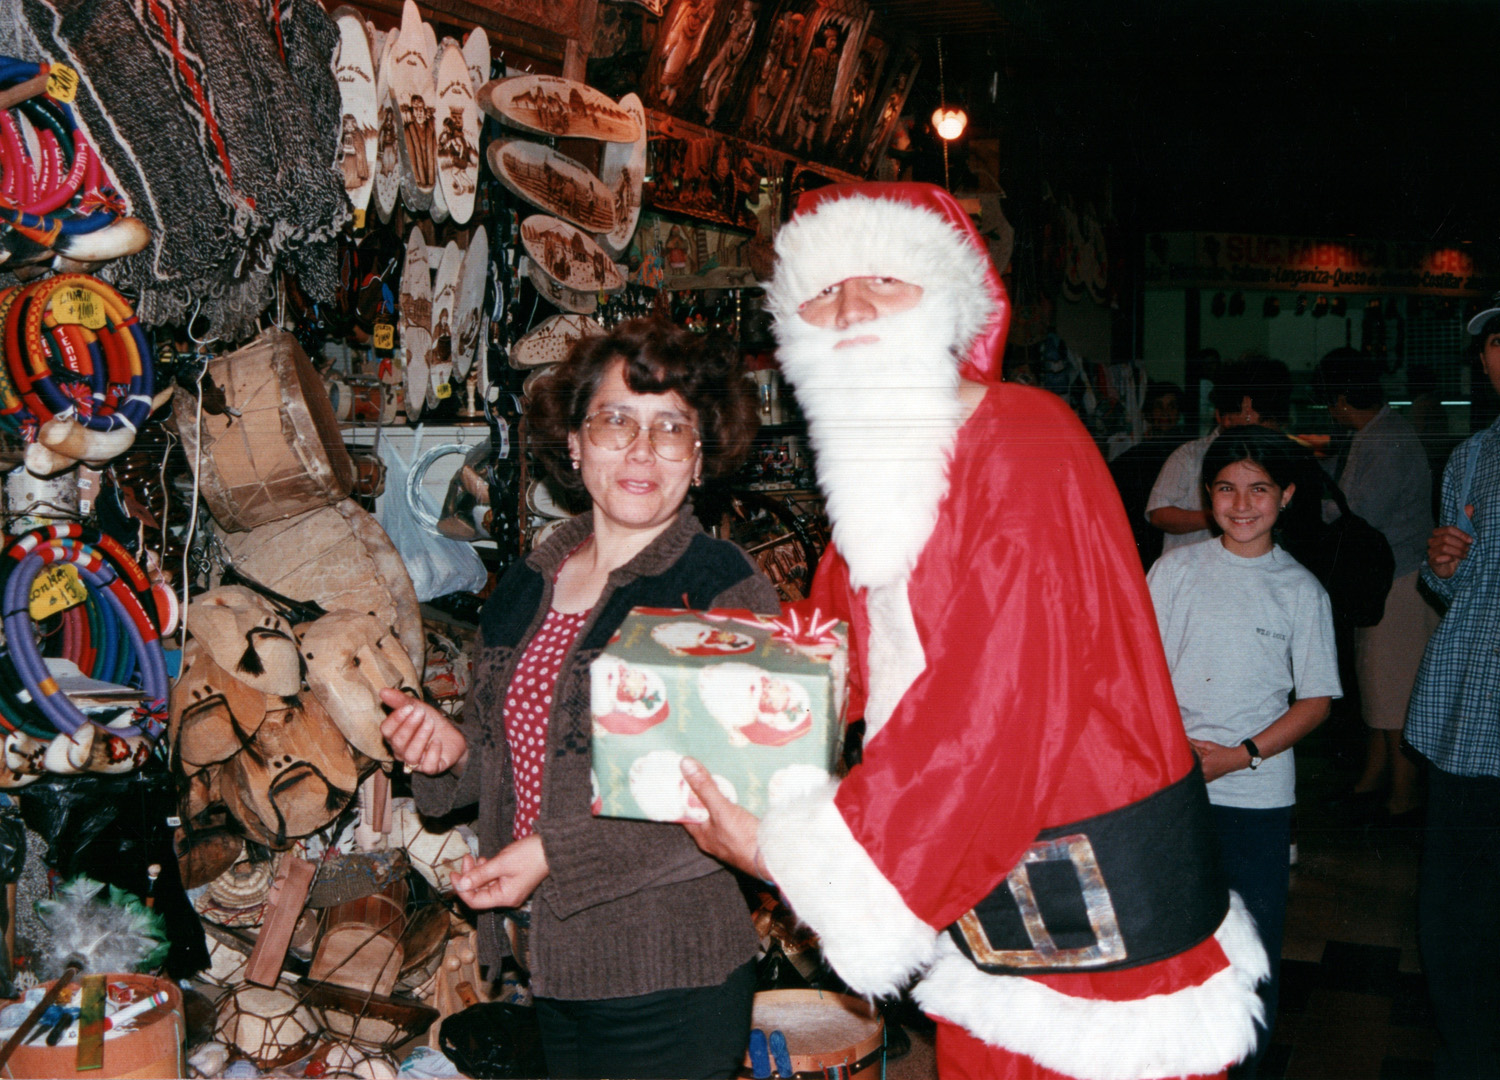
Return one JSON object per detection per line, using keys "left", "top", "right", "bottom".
{"left": 757, "top": 182, "right": 1267, "bottom": 1080}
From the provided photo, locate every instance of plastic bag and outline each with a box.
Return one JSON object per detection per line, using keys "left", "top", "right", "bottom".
{"left": 380, "top": 427, "right": 488, "bottom": 602}
{"left": 0, "top": 811, "right": 24, "bottom": 885}
{"left": 17, "top": 768, "right": 210, "bottom": 978}
{"left": 439, "top": 1001, "right": 547, "bottom": 1079}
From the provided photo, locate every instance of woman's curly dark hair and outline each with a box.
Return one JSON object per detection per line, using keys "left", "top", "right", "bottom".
{"left": 524, "top": 318, "right": 760, "bottom": 506}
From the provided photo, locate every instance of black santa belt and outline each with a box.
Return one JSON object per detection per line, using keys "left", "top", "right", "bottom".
{"left": 947, "top": 762, "right": 1228, "bottom": 974}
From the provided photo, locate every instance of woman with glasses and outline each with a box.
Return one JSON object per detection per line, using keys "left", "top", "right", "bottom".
{"left": 379, "top": 319, "right": 777, "bottom": 1079}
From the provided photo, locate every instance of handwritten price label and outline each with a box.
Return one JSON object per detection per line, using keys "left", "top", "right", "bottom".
{"left": 433, "top": 380, "right": 453, "bottom": 400}
{"left": 46, "top": 64, "right": 79, "bottom": 104}
{"left": 372, "top": 322, "right": 395, "bottom": 350}
{"left": 29, "top": 564, "right": 87, "bottom": 620}
{"left": 52, "top": 287, "right": 107, "bottom": 330}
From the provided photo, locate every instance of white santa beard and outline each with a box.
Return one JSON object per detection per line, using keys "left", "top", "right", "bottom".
{"left": 776, "top": 292, "right": 964, "bottom": 592}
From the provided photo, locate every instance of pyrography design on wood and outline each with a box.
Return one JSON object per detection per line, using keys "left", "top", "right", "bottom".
{"left": 511, "top": 313, "right": 605, "bottom": 369}
{"left": 391, "top": 1, "right": 438, "bottom": 191}
{"left": 483, "top": 75, "right": 642, "bottom": 142}
{"left": 400, "top": 227, "right": 433, "bottom": 338}
{"left": 521, "top": 216, "right": 626, "bottom": 293}
{"left": 334, "top": 12, "right": 378, "bottom": 212}
{"left": 463, "top": 27, "right": 490, "bottom": 94}
{"left": 599, "top": 94, "right": 646, "bottom": 255}
{"left": 489, "top": 141, "right": 616, "bottom": 233}
{"left": 373, "top": 35, "right": 402, "bottom": 221}
{"left": 526, "top": 260, "right": 598, "bottom": 315}
{"left": 435, "top": 42, "right": 479, "bottom": 224}
{"left": 452, "top": 226, "right": 488, "bottom": 379}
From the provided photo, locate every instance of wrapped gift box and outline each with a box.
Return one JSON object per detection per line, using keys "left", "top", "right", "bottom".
{"left": 590, "top": 607, "right": 847, "bottom": 822}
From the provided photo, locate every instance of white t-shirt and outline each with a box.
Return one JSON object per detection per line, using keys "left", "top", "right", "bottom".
{"left": 1145, "top": 432, "right": 1217, "bottom": 554}
{"left": 1147, "top": 538, "right": 1342, "bottom": 809}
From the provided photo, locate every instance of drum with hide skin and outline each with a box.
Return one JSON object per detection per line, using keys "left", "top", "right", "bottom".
{"left": 212, "top": 499, "right": 423, "bottom": 671}
{"left": 310, "top": 878, "right": 409, "bottom": 997}
{"left": 297, "top": 979, "right": 439, "bottom": 1053}
{"left": 174, "top": 330, "right": 354, "bottom": 532}
{"left": 739, "top": 990, "right": 885, "bottom": 1078}
{"left": 215, "top": 983, "right": 319, "bottom": 1070}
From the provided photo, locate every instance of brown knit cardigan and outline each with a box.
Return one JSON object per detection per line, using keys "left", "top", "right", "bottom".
{"left": 413, "top": 507, "right": 780, "bottom": 999}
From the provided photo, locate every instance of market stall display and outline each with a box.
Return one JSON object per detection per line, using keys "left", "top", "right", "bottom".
{"left": 0, "top": 0, "right": 889, "bottom": 1071}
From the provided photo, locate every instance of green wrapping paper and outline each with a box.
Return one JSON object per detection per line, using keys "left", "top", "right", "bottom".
{"left": 589, "top": 607, "right": 848, "bottom": 822}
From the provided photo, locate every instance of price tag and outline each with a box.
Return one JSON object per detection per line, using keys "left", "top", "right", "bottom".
{"left": 45, "top": 63, "right": 79, "bottom": 104}
{"left": 353, "top": 207, "right": 366, "bottom": 230}
{"left": 51, "top": 287, "right": 107, "bottom": 330}
{"left": 29, "top": 564, "right": 87, "bottom": 620}
{"left": 373, "top": 321, "right": 395, "bottom": 350}
{"left": 434, "top": 380, "right": 453, "bottom": 400}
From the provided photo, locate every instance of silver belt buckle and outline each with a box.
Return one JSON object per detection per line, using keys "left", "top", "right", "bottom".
{"left": 956, "top": 833, "right": 1128, "bottom": 969}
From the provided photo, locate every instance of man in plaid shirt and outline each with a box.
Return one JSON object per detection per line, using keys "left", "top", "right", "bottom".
{"left": 1407, "top": 295, "right": 1500, "bottom": 1080}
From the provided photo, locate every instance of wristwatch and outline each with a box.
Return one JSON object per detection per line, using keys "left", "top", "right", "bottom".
{"left": 1242, "top": 738, "right": 1263, "bottom": 770}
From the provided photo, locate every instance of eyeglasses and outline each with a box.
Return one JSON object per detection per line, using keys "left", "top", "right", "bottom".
{"left": 583, "top": 410, "right": 700, "bottom": 461}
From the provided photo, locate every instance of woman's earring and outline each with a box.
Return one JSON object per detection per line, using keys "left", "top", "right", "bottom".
{"left": 571, "top": 459, "right": 580, "bottom": 471}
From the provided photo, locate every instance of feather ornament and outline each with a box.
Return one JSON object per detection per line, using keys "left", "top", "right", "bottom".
{"left": 34, "top": 875, "right": 169, "bottom": 980}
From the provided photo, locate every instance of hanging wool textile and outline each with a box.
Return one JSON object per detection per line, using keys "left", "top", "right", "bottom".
{"left": 2, "top": 0, "right": 348, "bottom": 340}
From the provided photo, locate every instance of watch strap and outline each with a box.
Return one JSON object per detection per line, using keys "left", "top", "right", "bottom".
{"left": 1242, "top": 738, "right": 1262, "bottom": 769}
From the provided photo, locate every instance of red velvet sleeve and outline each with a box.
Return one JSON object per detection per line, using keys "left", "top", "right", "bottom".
{"left": 832, "top": 385, "right": 1199, "bottom": 932}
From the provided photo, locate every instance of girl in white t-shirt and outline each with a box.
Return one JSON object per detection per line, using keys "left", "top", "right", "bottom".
{"left": 1147, "top": 425, "right": 1341, "bottom": 1078}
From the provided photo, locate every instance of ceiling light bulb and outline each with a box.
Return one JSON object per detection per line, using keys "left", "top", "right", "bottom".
{"left": 932, "top": 107, "right": 968, "bottom": 140}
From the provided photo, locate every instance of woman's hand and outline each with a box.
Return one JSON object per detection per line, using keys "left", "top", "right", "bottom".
{"left": 379, "top": 688, "right": 469, "bottom": 776}
{"left": 680, "top": 757, "right": 768, "bottom": 879}
{"left": 1189, "top": 738, "right": 1249, "bottom": 783}
{"left": 453, "top": 834, "right": 549, "bottom": 910}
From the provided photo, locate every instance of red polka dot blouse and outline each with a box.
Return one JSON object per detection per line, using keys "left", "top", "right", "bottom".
{"left": 503, "top": 606, "right": 590, "bottom": 840}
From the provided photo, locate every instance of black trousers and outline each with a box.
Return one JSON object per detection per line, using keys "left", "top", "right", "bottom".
{"left": 1214, "top": 803, "right": 1292, "bottom": 1080}
{"left": 535, "top": 959, "right": 756, "bottom": 1079}
{"left": 1419, "top": 765, "right": 1500, "bottom": 1080}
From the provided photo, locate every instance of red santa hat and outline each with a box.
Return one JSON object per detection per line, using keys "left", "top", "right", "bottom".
{"left": 764, "top": 181, "right": 1011, "bottom": 381}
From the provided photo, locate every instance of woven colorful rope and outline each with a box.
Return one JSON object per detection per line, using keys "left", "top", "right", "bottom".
{"left": 0, "top": 59, "right": 119, "bottom": 236}
{"left": 0, "top": 528, "right": 166, "bottom": 739}
{"left": 4, "top": 274, "right": 152, "bottom": 434}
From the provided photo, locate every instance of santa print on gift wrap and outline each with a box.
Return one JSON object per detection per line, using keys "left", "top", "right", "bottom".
{"left": 699, "top": 661, "right": 814, "bottom": 747}
{"left": 629, "top": 749, "right": 738, "bottom": 821}
{"left": 650, "top": 620, "right": 757, "bottom": 655}
{"left": 591, "top": 658, "right": 671, "bottom": 734}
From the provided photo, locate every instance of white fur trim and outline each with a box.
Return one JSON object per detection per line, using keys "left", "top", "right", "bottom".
{"left": 759, "top": 776, "right": 937, "bottom": 997}
{"left": 863, "top": 582, "right": 925, "bottom": 743}
{"left": 765, "top": 193, "right": 996, "bottom": 362}
{"left": 914, "top": 894, "right": 1269, "bottom": 1080}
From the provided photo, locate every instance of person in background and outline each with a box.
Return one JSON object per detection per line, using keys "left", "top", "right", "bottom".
{"left": 1109, "top": 380, "right": 1186, "bottom": 570}
{"left": 1405, "top": 303, "right": 1500, "bottom": 1080}
{"left": 378, "top": 320, "right": 778, "bottom": 1079}
{"left": 1148, "top": 425, "right": 1341, "bottom": 1078}
{"left": 1316, "top": 348, "right": 1436, "bottom": 821}
{"left": 1147, "top": 356, "right": 1293, "bottom": 553}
